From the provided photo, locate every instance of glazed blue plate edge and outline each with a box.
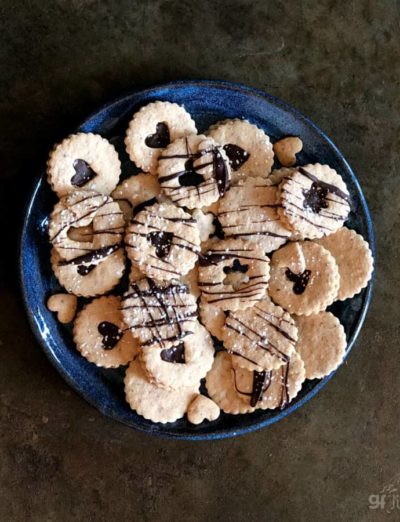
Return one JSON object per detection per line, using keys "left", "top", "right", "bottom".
{"left": 18, "top": 79, "right": 375, "bottom": 441}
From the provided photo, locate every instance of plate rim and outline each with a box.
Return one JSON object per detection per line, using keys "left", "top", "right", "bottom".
{"left": 19, "top": 79, "right": 375, "bottom": 440}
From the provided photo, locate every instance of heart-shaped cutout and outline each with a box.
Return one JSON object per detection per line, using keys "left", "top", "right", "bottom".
{"left": 145, "top": 122, "right": 170, "bottom": 148}
{"left": 160, "top": 343, "right": 186, "bottom": 364}
{"left": 71, "top": 159, "right": 97, "bottom": 187}
{"left": 47, "top": 293, "right": 78, "bottom": 324}
{"left": 178, "top": 158, "right": 204, "bottom": 187}
{"left": 97, "top": 321, "right": 123, "bottom": 350}
{"left": 147, "top": 231, "right": 174, "bottom": 258}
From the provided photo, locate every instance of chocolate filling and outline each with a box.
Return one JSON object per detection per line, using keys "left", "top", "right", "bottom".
{"left": 285, "top": 268, "right": 311, "bottom": 294}
{"left": 97, "top": 321, "right": 123, "bottom": 350}
{"left": 147, "top": 231, "right": 174, "bottom": 258}
{"left": 71, "top": 159, "right": 97, "bottom": 187}
{"left": 302, "top": 181, "right": 329, "bottom": 213}
{"left": 160, "top": 343, "right": 186, "bottom": 364}
{"left": 223, "top": 144, "right": 249, "bottom": 171}
{"left": 145, "top": 122, "right": 170, "bottom": 148}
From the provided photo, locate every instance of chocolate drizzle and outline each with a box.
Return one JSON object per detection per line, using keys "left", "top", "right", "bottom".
{"left": 211, "top": 216, "right": 225, "bottom": 240}
{"left": 285, "top": 268, "right": 311, "bottom": 294}
{"left": 302, "top": 182, "right": 329, "bottom": 213}
{"left": 299, "top": 167, "right": 350, "bottom": 204}
{"left": 250, "top": 371, "right": 271, "bottom": 407}
{"left": 145, "top": 122, "right": 170, "bottom": 148}
{"left": 160, "top": 343, "right": 186, "bottom": 363}
{"left": 97, "top": 321, "right": 123, "bottom": 349}
{"left": 147, "top": 231, "right": 174, "bottom": 258}
{"left": 223, "top": 144, "right": 249, "bottom": 171}
{"left": 71, "top": 159, "right": 97, "bottom": 187}
{"left": 77, "top": 264, "right": 96, "bottom": 276}
{"left": 58, "top": 244, "right": 121, "bottom": 276}
{"left": 132, "top": 197, "right": 157, "bottom": 218}
{"left": 223, "top": 259, "right": 249, "bottom": 275}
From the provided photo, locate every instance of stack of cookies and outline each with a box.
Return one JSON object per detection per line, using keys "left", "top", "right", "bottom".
{"left": 45, "top": 101, "right": 374, "bottom": 424}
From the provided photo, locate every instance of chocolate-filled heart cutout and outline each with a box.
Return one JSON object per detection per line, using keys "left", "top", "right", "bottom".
{"left": 285, "top": 268, "right": 311, "bottom": 295}
{"left": 147, "top": 231, "right": 174, "bottom": 258}
{"left": 71, "top": 159, "right": 97, "bottom": 187}
{"left": 97, "top": 321, "right": 123, "bottom": 350}
{"left": 223, "top": 144, "right": 249, "bottom": 171}
{"left": 223, "top": 259, "right": 249, "bottom": 274}
{"left": 160, "top": 344, "right": 186, "bottom": 364}
{"left": 178, "top": 158, "right": 204, "bottom": 187}
{"left": 145, "top": 122, "right": 170, "bottom": 148}
{"left": 302, "top": 182, "right": 329, "bottom": 214}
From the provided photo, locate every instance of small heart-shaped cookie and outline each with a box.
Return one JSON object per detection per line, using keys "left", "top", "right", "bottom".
{"left": 187, "top": 394, "right": 220, "bottom": 425}
{"left": 273, "top": 136, "right": 303, "bottom": 167}
{"left": 47, "top": 293, "right": 78, "bottom": 324}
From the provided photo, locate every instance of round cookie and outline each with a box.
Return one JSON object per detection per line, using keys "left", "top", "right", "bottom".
{"left": 279, "top": 164, "right": 351, "bottom": 239}
{"left": 222, "top": 297, "right": 297, "bottom": 370}
{"left": 125, "top": 202, "right": 201, "bottom": 281}
{"left": 295, "top": 312, "right": 346, "bottom": 379}
{"left": 47, "top": 133, "right": 121, "bottom": 197}
{"left": 199, "top": 301, "right": 227, "bottom": 340}
{"left": 121, "top": 278, "right": 198, "bottom": 350}
{"left": 314, "top": 227, "right": 374, "bottom": 301}
{"left": 206, "top": 352, "right": 256, "bottom": 414}
{"left": 187, "top": 395, "right": 220, "bottom": 425}
{"left": 268, "top": 241, "right": 340, "bottom": 315}
{"left": 73, "top": 296, "right": 139, "bottom": 368}
{"left": 111, "top": 173, "right": 162, "bottom": 222}
{"left": 207, "top": 119, "right": 274, "bottom": 180}
{"left": 230, "top": 351, "right": 305, "bottom": 410}
{"left": 198, "top": 238, "right": 270, "bottom": 310}
{"left": 125, "top": 101, "right": 197, "bottom": 174}
{"left": 217, "top": 177, "right": 291, "bottom": 253}
{"left": 157, "top": 135, "right": 231, "bottom": 209}
{"left": 124, "top": 357, "right": 199, "bottom": 423}
{"left": 49, "top": 190, "right": 125, "bottom": 261}
{"left": 51, "top": 246, "right": 125, "bottom": 297}
{"left": 141, "top": 322, "right": 214, "bottom": 390}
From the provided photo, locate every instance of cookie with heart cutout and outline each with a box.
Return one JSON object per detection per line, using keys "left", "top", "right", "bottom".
{"left": 157, "top": 135, "right": 231, "bottom": 209}
{"left": 125, "top": 202, "right": 201, "bottom": 281}
{"left": 141, "top": 322, "right": 214, "bottom": 390}
{"left": 47, "top": 133, "right": 121, "bottom": 197}
{"left": 73, "top": 296, "right": 139, "bottom": 368}
{"left": 121, "top": 277, "right": 198, "bottom": 350}
{"left": 125, "top": 101, "right": 197, "bottom": 174}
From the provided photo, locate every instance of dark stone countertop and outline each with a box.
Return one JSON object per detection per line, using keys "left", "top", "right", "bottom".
{"left": 1, "top": 1, "right": 399, "bottom": 520}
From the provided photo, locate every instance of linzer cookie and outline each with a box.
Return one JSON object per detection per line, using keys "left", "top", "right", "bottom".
{"left": 141, "top": 322, "right": 214, "bottom": 390}
{"left": 207, "top": 119, "right": 274, "bottom": 180}
{"left": 217, "top": 177, "right": 291, "bottom": 253}
{"left": 157, "top": 135, "right": 231, "bottom": 209}
{"left": 111, "top": 173, "right": 161, "bottom": 222}
{"left": 222, "top": 297, "right": 297, "bottom": 370}
{"left": 49, "top": 190, "right": 125, "bottom": 261}
{"left": 295, "top": 312, "right": 346, "bottom": 379}
{"left": 125, "top": 202, "right": 200, "bottom": 281}
{"left": 47, "top": 133, "right": 121, "bottom": 197}
{"left": 198, "top": 238, "right": 270, "bottom": 310}
{"left": 205, "top": 352, "right": 257, "bottom": 414}
{"left": 125, "top": 101, "right": 197, "bottom": 174}
{"left": 124, "top": 357, "right": 199, "bottom": 423}
{"left": 73, "top": 296, "right": 139, "bottom": 368}
{"left": 269, "top": 241, "right": 340, "bottom": 315}
{"left": 121, "top": 278, "right": 197, "bottom": 350}
{"left": 314, "top": 227, "right": 374, "bottom": 301}
{"left": 228, "top": 351, "right": 305, "bottom": 411}
{"left": 51, "top": 246, "right": 125, "bottom": 297}
{"left": 279, "top": 164, "right": 351, "bottom": 239}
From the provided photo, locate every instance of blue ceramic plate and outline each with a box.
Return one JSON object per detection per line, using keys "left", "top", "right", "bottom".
{"left": 20, "top": 80, "right": 375, "bottom": 440}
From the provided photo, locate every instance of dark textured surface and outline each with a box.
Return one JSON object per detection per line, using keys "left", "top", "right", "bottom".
{"left": 0, "top": 1, "right": 399, "bottom": 520}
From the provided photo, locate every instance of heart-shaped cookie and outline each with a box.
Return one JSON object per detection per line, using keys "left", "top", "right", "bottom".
{"left": 273, "top": 136, "right": 303, "bottom": 167}
{"left": 187, "top": 395, "right": 220, "bottom": 425}
{"left": 47, "top": 293, "right": 78, "bottom": 324}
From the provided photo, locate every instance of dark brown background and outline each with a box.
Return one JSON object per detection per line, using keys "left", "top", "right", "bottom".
{"left": 1, "top": 1, "right": 399, "bottom": 520}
